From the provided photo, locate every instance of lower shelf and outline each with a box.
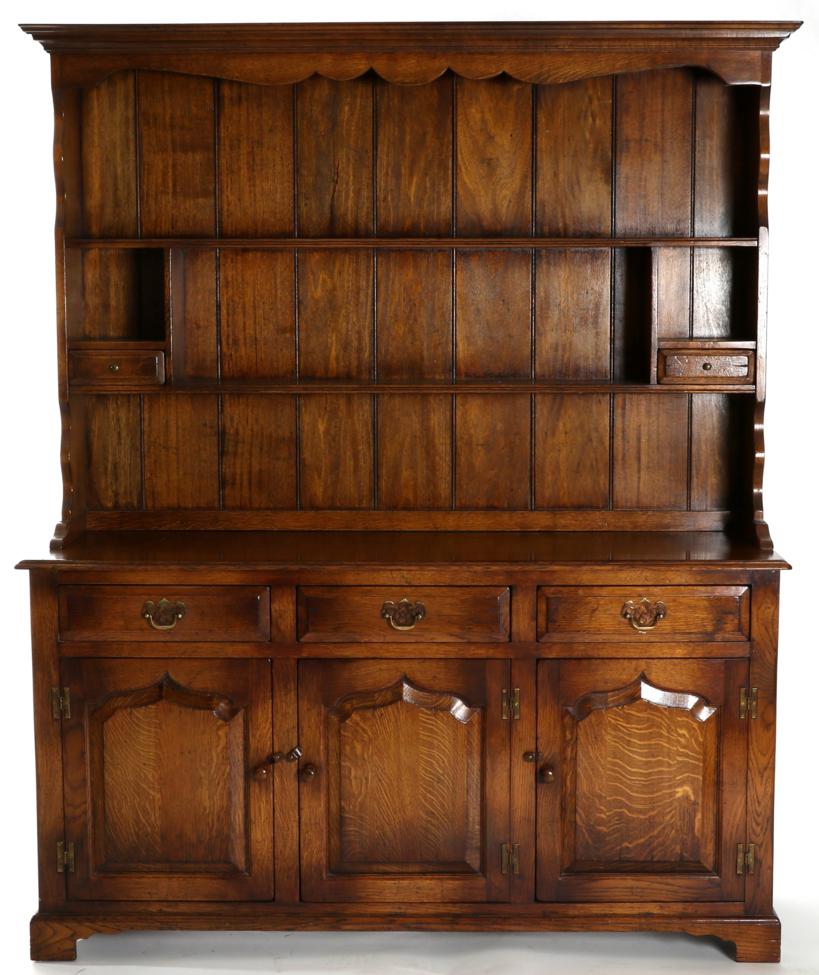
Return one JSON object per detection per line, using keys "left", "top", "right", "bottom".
{"left": 30, "top": 908, "right": 781, "bottom": 964}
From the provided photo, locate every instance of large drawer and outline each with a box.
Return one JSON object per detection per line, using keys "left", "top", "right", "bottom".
{"left": 59, "top": 586, "right": 271, "bottom": 642}
{"left": 537, "top": 586, "right": 750, "bottom": 642}
{"left": 297, "top": 586, "right": 511, "bottom": 642}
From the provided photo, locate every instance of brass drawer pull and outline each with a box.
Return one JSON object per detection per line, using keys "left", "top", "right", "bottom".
{"left": 142, "top": 598, "right": 186, "bottom": 631}
{"left": 381, "top": 598, "right": 426, "bottom": 631}
{"left": 621, "top": 596, "right": 667, "bottom": 632}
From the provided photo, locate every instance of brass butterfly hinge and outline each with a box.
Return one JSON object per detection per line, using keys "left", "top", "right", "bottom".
{"left": 736, "top": 842, "right": 756, "bottom": 875}
{"left": 502, "top": 687, "right": 521, "bottom": 720}
{"left": 51, "top": 687, "right": 71, "bottom": 720}
{"left": 739, "top": 686, "right": 758, "bottom": 719}
{"left": 501, "top": 843, "right": 520, "bottom": 875}
{"left": 56, "top": 841, "right": 75, "bottom": 874}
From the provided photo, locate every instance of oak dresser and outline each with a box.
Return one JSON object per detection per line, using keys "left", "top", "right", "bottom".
{"left": 18, "top": 21, "right": 798, "bottom": 963}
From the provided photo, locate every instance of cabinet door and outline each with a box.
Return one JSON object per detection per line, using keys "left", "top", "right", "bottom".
{"left": 299, "top": 659, "right": 510, "bottom": 902}
{"left": 536, "top": 659, "right": 747, "bottom": 902}
{"left": 61, "top": 658, "right": 274, "bottom": 900}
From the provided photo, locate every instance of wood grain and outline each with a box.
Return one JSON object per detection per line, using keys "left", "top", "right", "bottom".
{"left": 218, "top": 80, "right": 294, "bottom": 236}
{"left": 376, "top": 78, "right": 452, "bottom": 235}
{"left": 299, "top": 394, "right": 373, "bottom": 509}
{"left": 84, "top": 395, "right": 142, "bottom": 510}
{"left": 613, "top": 394, "right": 688, "bottom": 510}
{"left": 142, "top": 394, "right": 219, "bottom": 509}
{"left": 456, "top": 78, "right": 531, "bottom": 234}
{"left": 297, "top": 77, "right": 373, "bottom": 236}
{"left": 376, "top": 251, "right": 452, "bottom": 382}
{"left": 221, "top": 394, "right": 297, "bottom": 509}
{"left": 377, "top": 394, "right": 451, "bottom": 509}
{"left": 60, "top": 658, "right": 273, "bottom": 899}
{"left": 615, "top": 70, "right": 693, "bottom": 235}
{"left": 220, "top": 251, "right": 295, "bottom": 380}
{"left": 298, "top": 252, "right": 373, "bottom": 380}
{"left": 535, "top": 250, "right": 611, "bottom": 381}
{"left": 455, "top": 394, "right": 530, "bottom": 510}
{"left": 170, "top": 249, "right": 217, "bottom": 380}
{"left": 81, "top": 71, "right": 137, "bottom": 236}
{"left": 137, "top": 72, "right": 215, "bottom": 236}
{"left": 535, "top": 78, "right": 611, "bottom": 235}
{"left": 456, "top": 251, "right": 532, "bottom": 380}
{"left": 535, "top": 394, "right": 609, "bottom": 509}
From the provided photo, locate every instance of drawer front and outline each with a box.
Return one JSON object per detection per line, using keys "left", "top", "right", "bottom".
{"left": 69, "top": 350, "right": 165, "bottom": 386}
{"left": 298, "top": 586, "right": 511, "bottom": 642}
{"left": 59, "top": 586, "right": 270, "bottom": 642}
{"left": 537, "top": 586, "right": 750, "bottom": 642}
{"left": 657, "top": 350, "right": 754, "bottom": 384}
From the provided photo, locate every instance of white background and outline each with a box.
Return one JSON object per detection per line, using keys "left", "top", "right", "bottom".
{"left": 1, "top": 2, "right": 817, "bottom": 972}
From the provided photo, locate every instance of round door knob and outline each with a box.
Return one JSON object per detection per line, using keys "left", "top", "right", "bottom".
{"left": 300, "top": 764, "right": 319, "bottom": 781}
{"left": 538, "top": 765, "right": 556, "bottom": 784}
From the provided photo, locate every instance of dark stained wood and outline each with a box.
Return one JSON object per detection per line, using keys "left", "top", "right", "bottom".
{"left": 456, "top": 77, "right": 531, "bottom": 235}
{"left": 297, "top": 77, "right": 372, "bottom": 236}
{"left": 137, "top": 72, "right": 216, "bottom": 236}
{"left": 456, "top": 251, "right": 531, "bottom": 380}
{"left": 535, "top": 250, "right": 611, "bottom": 381}
{"left": 615, "top": 69, "right": 693, "bottom": 236}
{"left": 535, "top": 394, "right": 610, "bottom": 509}
{"left": 218, "top": 81, "right": 294, "bottom": 236}
{"left": 612, "top": 394, "right": 689, "bottom": 510}
{"left": 455, "top": 394, "right": 530, "bottom": 510}
{"left": 169, "top": 249, "right": 217, "bottom": 380}
{"left": 61, "top": 658, "right": 274, "bottom": 899}
{"left": 84, "top": 395, "right": 142, "bottom": 510}
{"left": 376, "top": 251, "right": 452, "bottom": 382}
{"left": 299, "top": 395, "right": 373, "bottom": 509}
{"left": 538, "top": 658, "right": 747, "bottom": 902}
{"left": 81, "top": 71, "right": 137, "bottom": 236}
{"left": 376, "top": 78, "right": 452, "bottom": 235}
{"left": 221, "top": 395, "right": 297, "bottom": 510}
{"left": 297, "top": 586, "right": 510, "bottom": 642}
{"left": 59, "top": 584, "right": 270, "bottom": 641}
{"left": 298, "top": 659, "right": 510, "bottom": 902}
{"left": 535, "top": 78, "right": 612, "bottom": 236}
{"left": 19, "top": 20, "right": 797, "bottom": 964}
{"left": 377, "top": 394, "right": 452, "bottom": 509}
{"left": 536, "top": 585, "right": 750, "bottom": 642}
{"left": 142, "top": 394, "right": 219, "bottom": 509}
{"left": 220, "top": 251, "right": 295, "bottom": 380}
{"left": 298, "top": 251, "right": 373, "bottom": 381}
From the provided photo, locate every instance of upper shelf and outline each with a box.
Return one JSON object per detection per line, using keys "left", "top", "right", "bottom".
{"left": 67, "top": 237, "right": 760, "bottom": 250}
{"left": 21, "top": 21, "right": 801, "bottom": 88}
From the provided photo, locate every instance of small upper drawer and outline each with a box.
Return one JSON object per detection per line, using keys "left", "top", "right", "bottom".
{"left": 657, "top": 345, "right": 755, "bottom": 385}
{"left": 59, "top": 586, "right": 270, "bottom": 642}
{"left": 537, "top": 586, "right": 750, "bottom": 642}
{"left": 297, "top": 586, "right": 510, "bottom": 642}
{"left": 69, "top": 350, "right": 165, "bottom": 386}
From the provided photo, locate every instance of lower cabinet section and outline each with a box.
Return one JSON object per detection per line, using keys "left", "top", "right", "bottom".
{"left": 59, "top": 658, "right": 275, "bottom": 900}
{"left": 298, "top": 659, "right": 511, "bottom": 902}
{"left": 535, "top": 658, "right": 748, "bottom": 902}
{"left": 56, "top": 654, "right": 750, "bottom": 907}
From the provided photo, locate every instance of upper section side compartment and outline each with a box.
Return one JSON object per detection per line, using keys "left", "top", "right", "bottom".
{"left": 22, "top": 21, "right": 801, "bottom": 88}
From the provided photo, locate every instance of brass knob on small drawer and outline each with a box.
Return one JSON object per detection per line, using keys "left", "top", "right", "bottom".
{"left": 381, "top": 598, "right": 426, "bottom": 631}
{"left": 108, "top": 362, "right": 120, "bottom": 373}
{"left": 300, "top": 764, "right": 319, "bottom": 781}
{"left": 142, "top": 598, "right": 186, "bottom": 630}
{"left": 621, "top": 596, "right": 666, "bottom": 633}
{"left": 701, "top": 361, "right": 713, "bottom": 371}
